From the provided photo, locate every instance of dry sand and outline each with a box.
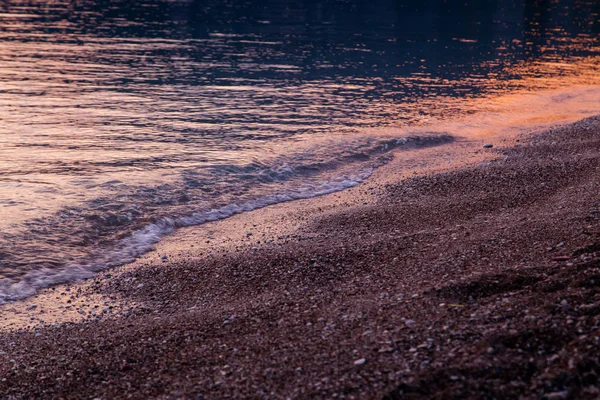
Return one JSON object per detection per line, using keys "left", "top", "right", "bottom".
{"left": 1, "top": 116, "right": 600, "bottom": 399}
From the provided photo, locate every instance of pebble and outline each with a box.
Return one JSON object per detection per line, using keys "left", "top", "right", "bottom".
{"left": 378, "top": 346, "right": 394, "bottom": 353}
{"left": 353, "top": 358, "right": 366, "bottom": 366}
{"left": 405, "top": 319, "right": 416, "bottom": 326}
{"left": 545, "top": 391, "right": 569, "bottom": 400}
{"left": 483, "top": 143, "right": 493, "bottom": 148}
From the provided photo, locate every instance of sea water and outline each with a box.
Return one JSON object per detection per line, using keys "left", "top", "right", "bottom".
{"left": 0, "top": 0, "right": 599, "bottom": 301}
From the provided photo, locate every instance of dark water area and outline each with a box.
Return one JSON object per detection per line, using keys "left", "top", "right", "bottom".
{"left": 0, "top": 0, "right": 599, "bottom": 301}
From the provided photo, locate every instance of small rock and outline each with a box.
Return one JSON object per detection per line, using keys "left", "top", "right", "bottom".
{"left": 483, "top": 143, "right": 493, "bottom": 148}
{"left": 26, "top": 305, "right": 38, "bottom": 311}
{"left": 545, "top": 391, "right": 569, "bottom": 400}
{"left": 378, "top": 346, "right": 395, "bottom": 353}
{"left": 161, "top": 254, "right": 168, "bottom": 261}
{"left": 353, "top": 358, "right": 366, "bottom": 366}
{"left": 405, "top": 319, "right": 416, "bottom": 326}
{"left": 548, "top": 354, "right": 560, "bottom": 363}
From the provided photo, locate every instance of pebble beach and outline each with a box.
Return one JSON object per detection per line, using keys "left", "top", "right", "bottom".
{"left": 2, "top": 116, "right": 600, "bottom": 399}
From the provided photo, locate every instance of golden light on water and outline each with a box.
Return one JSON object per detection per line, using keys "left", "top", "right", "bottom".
{"left": 0, "top": 0, "right": 598, "bottom": 300}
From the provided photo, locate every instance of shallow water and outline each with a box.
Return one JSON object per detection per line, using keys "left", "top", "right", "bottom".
{"left": 0, "top": 0, "right": 599, "bottom": 301}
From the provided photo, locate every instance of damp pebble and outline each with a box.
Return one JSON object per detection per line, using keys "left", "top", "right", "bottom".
{"left": 545, "top": 391, "right": 569, "bottom": 400}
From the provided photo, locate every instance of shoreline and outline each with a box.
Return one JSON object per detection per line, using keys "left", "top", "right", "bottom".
{"left": 2, "top": 116, "right": 600, "bottom": 398}
{"left": 2, "top": 82, "right": 598, "bottom": 318}
{"left": 0, "top": 133, "right": 497, "bottom": 330}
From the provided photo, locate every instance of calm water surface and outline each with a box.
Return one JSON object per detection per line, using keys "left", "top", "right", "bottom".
{"left": 0, "top": 0, "right": 599, "bottom": 301}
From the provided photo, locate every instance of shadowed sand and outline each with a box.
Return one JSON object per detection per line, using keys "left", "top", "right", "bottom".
{"left": 2, "top": 117, "right": 600, "bottom": 399}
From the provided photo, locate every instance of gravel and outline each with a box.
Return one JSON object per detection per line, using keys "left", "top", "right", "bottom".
{"left": 2, "top": 116, "right": 600, "bottom": 399}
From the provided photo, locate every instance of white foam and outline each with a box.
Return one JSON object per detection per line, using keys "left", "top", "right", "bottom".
{"left": 0, "top": 170, "right": 372, "bottom": 303}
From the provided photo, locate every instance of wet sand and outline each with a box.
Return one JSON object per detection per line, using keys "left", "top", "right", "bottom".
{"left": 2, "top": 116, "right": 600, "bottom": 399}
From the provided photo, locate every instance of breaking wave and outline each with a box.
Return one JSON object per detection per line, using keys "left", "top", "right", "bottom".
{"left": 0, "top": 134, "right": 454, "bottom": 302}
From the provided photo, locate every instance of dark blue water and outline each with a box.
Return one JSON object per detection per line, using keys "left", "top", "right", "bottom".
{"left": 0, "top": 0, "right": 599, "bottom": 302}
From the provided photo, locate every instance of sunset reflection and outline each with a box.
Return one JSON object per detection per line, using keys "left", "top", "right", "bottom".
{"left": 0, "top": 0, "right": 598, "bottom": 300}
